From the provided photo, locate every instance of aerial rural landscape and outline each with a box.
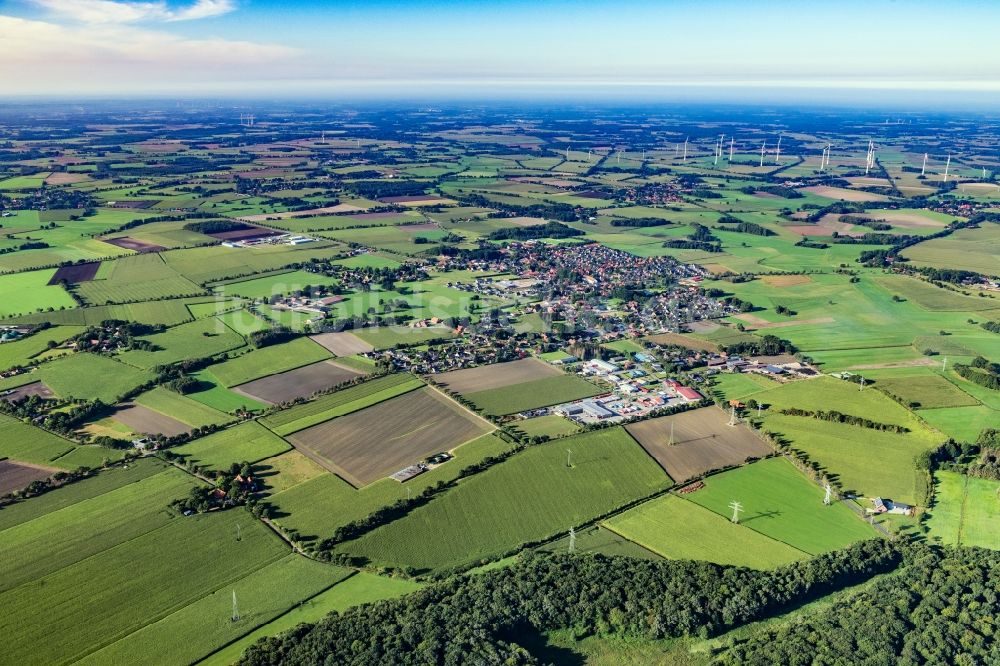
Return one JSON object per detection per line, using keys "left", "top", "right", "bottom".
{"left": 0, "top": 0, "right": 998, "bottom": 664}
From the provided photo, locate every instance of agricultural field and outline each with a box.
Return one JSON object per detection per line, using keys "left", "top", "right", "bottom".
{"left": 259, "top": 373, "right": 424, "bottom": 436}
{"left": 338, "top": 427, "right": 670, "bottom": 572}
{"left": 170, "top": 421, "right": 291, "bottom": 470}
{"left": 0, "top": 460, "right": 56, "bottom": 495}
{"left": 232, "top": 359, "right": 365, "bottom": 404}
{"left": 0, "top": 325, "right": 83, "bottom": 371}
{"left": 0, "top": 269, "right": 77, "bottom": 317}
{"left": 287, "top": 387, "right": 492, "bottom": 487}
{"left": 116, "top": 317, "right": 246, "bottom": 369}
{"left": 925, "top": 471, "right": 1000, "bottom": 549}
{"left": 434, "top": 357, "right": 561, "bottom": 394}
{"left": 625, "top": 407, "right": 773, "bottom": 482}
{"left": 34, "top": 352, "right": 157, "bottom": 402}
{"left": 214, "top": 270, "right": 340, "bottom": 299}
{"left": 270, "top": 433, "right": 515, "bottom": 542}
{"left": 684, "top": 458, "right": 877, "bottom": 555}
{"left": 5, "top": 102, "right": 1000, "bottom": 664}
{"left": 208, "top": 337, "right": 333, "bottom": 386}
{"left": 604, "top": 494, "right": 806, "bottom": 569}
{"left": 464, "top": 374, "right": 603, "bottom": 415}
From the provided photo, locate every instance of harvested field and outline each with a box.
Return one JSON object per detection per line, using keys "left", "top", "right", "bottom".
{"left": 232, "top": 360, "right": 364, "bottom": 404}
{"left": 799, "top": 185, "right": 889, "bottom": 201}
{"left": 734, "top": 313, "right": 835, "bottom": 329}
{"left": 506, "top": 216, "right": 548, "bottom": 227}
{"left": 288, "top": 387, "right": 492, "bottom": 487}
{"left": 43, "top": 172, "right": 90, "bottom": 186}
{"left": 111, "top": 403, "right": 190, "bottom": 437}
{"left": 207, "top": 226, "right": 281, "bottom": 241}
{"left": 0, "top": 460, "right": 56, "bottom": 495}
{"left": 48, "top": 263, "right": 100, "bottom": 284}
{"left": 309, "top": 331, "right": 374, "bottom": 356}
{"left": 644, "top": 332, "right": 719, "bottom": 352}
{"left": 237, "top": 204, "right": 363, "bottom": 222}
{"left": 1, "top": 381, "right": 54, "bottom": 402}
{"left": 865, "top": 211, "right": 950, "bottom": 229}
{"left": 379, "top": 195, "right": 451, "bottom": 205}
{"left": 687, "top": 320, "right": 720, "bottom": 333}
{"left": 398, "top": 223, "right": 439, "bottom": 233}
{"left": 799, "top": 185, "right": 889, "bottom": 202}
{"left": 625, "top": 407, "right": 772, "bottom": 482}
{"left": 761, "top": 274, "right": 812, "bottom": 287}
{"left": 434, "top": 357, "right": 561, "bottom": 394}
{"left": 103, "top": 237, "right": 165, "bottom": 253}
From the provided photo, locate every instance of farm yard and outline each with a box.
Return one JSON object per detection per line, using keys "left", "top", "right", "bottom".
{"left": 287, "top": 387, "right": 492, "bottom": 487}
{"left": 625, "top": 407, "right": 773, "bottom": 482}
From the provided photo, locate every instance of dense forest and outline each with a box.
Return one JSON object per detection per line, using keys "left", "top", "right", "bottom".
{"left": 239, "top": 540, "right": 911, "bottom": 665}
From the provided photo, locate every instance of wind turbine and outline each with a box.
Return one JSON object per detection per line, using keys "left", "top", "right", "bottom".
{"left": 921, "top": 152, "right": 928, "bottom": 176}
{"left": 944, "top": 154, "right": 951, "bottom": 182}
{"left": 759, "top": 141, "right": 766, "bottom": 167}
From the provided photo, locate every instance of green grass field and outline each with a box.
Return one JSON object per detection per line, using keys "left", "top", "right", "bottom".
{"left": 133, "top": 387, "right": 235, "bottom": 428}
{"left": 0, "top": 269, "right": 78, "bottom": 317}
{"left": 604, "top": 494, "right": 806, "bottom": 569}
{"left": 117, "top": 317, "right": 246, "bottom": 369}
{"left": 464, "top": 374, "right": 602, "bottom": 415}
{"left": 78, "top": 555, "right": 351, "bottom": 666}
{"left": 259, "top": 373, "right": 424, "bottom": 436}
{"left": 0, "top": 413, "right": 80, "bottom": 466}
{"left": 684, "top": 458, "right": 876, "bottom": 555}
{"left": 515, "top": 414, "right": 581, "bottom": 439}
{"left": 170, "top": 421, "right": 291, "bottom": 470}
{"left": 37, "top": 352, "right": 156, "bottom": 402}
{"left": 186, "top": 369, "right": 269, "bottom": 413}
{"left": 209, "top": 337, "right": 332, "bottom": 387}
{"left": 760, "top": 413, "right": 936, "bottom": 506}
{"left": 350, "top": 325, "right": 455, "bottom": 349}
{"left": 0, "top": 464, "right": 199, "bottom": 593}
{"left": 874, "top": 371, "right": 980, "bottom": 409}
{"left": 0, "top": 325, "right": 84, "bottom": 371}
{"left": 200, "top": 572, "right": 423, "bottom": 666}
{"left": 0, "top": 459, "right": 164, "bottom": 532}
{"left": 270, "top": 433, "right": 515, "bottom": 544}
{"left": 925, "top": 470, "right": 1000, "bottom": 549}
{"left": 338, "top": 427, "right": 670, "bottom": 572}
{"left": 1, "top": 509, "right": 289, "bottom": 665}
{"left": 215, "top": 270, "right": 340, "bottom": 299}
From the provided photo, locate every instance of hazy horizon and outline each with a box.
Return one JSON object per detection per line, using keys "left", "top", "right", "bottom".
{"left": 3, "top": 0, "right": 1000, "bottom": 107}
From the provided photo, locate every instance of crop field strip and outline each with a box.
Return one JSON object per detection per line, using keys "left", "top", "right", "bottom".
{"left": 232, "top": 359, "right": 365, "bottom": 405}
{"left": 434, "top": 357, "right": 563, "bottom": 394}
{"left": 287, "top": 386, "right": 493, "bottom": 487}
{"left": 259, "top": 372, "right": 424, "bottom": 436}
{"left": 463, "top": 373, "right": 604, "bottom": 415}
{"left": 338, "top": 427, "right": 671, "bottom": 572}
{"left": 208, "top": 336, "right": 333, "bottom": 387}
{"left": 624, "top": 407, "right": 773, "bottom": 482}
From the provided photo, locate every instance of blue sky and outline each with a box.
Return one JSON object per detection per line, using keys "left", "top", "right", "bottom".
{"left": 2, "top": 0, "right": 1000, "bottom": 102}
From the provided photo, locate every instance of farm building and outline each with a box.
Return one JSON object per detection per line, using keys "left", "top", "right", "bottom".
{"left": 675, "top": 387, "right": 702, "bottom": 401}
{"left": 871, "top": 497, "right": 915, "bottom": 516}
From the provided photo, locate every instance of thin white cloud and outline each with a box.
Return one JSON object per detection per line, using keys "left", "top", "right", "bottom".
{"left": 30, "top": 0, "right": 236, "bottom": 24}
{"left": 0, "top": 14, "right": 301, "bottom": 93}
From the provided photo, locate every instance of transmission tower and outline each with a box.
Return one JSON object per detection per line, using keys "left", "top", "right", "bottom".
{"left": 231, "top": 590, "right": 240, "bottom": 623}
{"left": 236, "top": 523, "right": 242, "bottom": 542}
{"left": 729, "top": 500, "right": 743, "bottom": 524}
{"left": 727, "top": 405, "right": 738, "bottom": 427}
{"left": 942, "top": 357, "right": 948, "bottom": 372}
{"left": 668, "top": 421, "right": 675, "bottom": 446}
{"left": 823, "top": 483, "right": 833, "bottom": 506}
{"left": 859, "top": 376, "right": 866, "bottom": 392}
{"left": 566, "top": 448, "right": 573, "bottom": 468}
{"left": 568, "top": 527, "right": 576, "bottom": 554}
